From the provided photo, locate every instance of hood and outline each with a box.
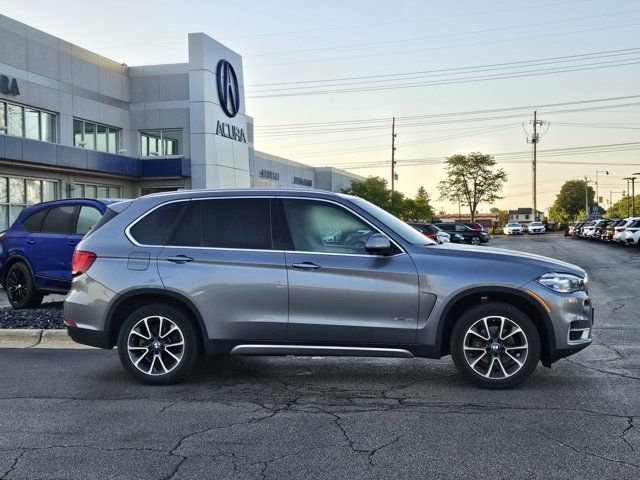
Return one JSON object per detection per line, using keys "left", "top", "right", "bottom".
{"left": 421, "top": 243, "right": 586, "bottom": 277}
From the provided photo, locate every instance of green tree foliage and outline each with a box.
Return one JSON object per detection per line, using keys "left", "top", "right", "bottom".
{"left": 606, "top": 194, "right": 640, "bottom": 219}
{"left": 548, "top": 180, "right": 597, "bottom": 225}
{"left": 342, "top": 177, "right": 434, "bottom": 221}
{"left": 490, "top": 207, "right": 509, "bottom": 226}
{"left": 438, "top": 152, "right": 507, "bottom": 221}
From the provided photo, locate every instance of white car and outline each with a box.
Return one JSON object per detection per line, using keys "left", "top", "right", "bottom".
{"left": 614, "top": 217, "right": 640, "bottom": 243}
{"left": 527, "top": 221, "right": 546, "bottom": 234}
{"left": 623, "top": 219, "right": 640, "bottom": 245}
{"left": 504, "top": 222, "right": 524, "bottom": 235}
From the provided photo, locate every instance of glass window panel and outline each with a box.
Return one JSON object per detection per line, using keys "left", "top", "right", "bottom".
{"left": 73, "top": 184, "right": 84, "bottom": 198}
{"left": 140, "top": 134, "right": 148, "bottom": 156}
{"left": 97, "top": 186, "right": 107, "bottom": 198}
{"left": 75, "top": 206, "right": 102, "bottom": 235}
{"left": 25, "top": 109, "right": 40, "bottom": 140}
{"left": 41, "top": 205, "right": 76, "bottom": 234}
{"left": 84, "top": 123, "right": 95, "bottom": 150}
{"left": 0, "top": 177, "right": 7, "bottom": 203}
{"left": 9, "top": 178, "right": 25, "bottom": 204}
{"left": 162, "top": 130, "right": 181, "bottom": 155}
{"left": 84, "top": 185, "right": 97, "bottom": 198}
{"left": 108, "top": 186, "right": 120, "bottom": 198}
{"left": 7, "top": 104, "right": 23, "bottom": 137}
{"left": 96, "top": 124, "right": 108, "bottom": 152}
{"left": 129, "top": 202, "right": 186, "bottom": 245}
{"left": 41, "top": 112, "right": 55, "bottom": 143}
{"left": 0, "top": 103, "right": 5, "bottom": 135}
{"left": 9, "top": 206, "right": 24, "bottom": 226}
{"left": 42, "top": 181, "right": 56, "bottom": 202}
{"left": 202, "top": 199, "right": 271, "bottom": 250}
{"left": 74, "top": 120, "right": 83, "bottom": 147}
{"left": 26, "top": 180, "right": 42, "bottom": 205}
{"left": 0, "top": 205, "right": 8, "bottom": 231}
{"left": 108, "top": 129, "right": 118, "bottom": 153}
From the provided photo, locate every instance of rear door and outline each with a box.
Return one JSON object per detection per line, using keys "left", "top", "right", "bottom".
{"left": 157, "top": 197, "right": 288, "bottom": 341}
{"left": 26, "top": 205, "right": 78, "bottom": 287}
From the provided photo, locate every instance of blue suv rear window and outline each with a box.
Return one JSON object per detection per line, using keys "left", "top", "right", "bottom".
{"left": 22, "top": 209, "right": 48, "bottom": 232}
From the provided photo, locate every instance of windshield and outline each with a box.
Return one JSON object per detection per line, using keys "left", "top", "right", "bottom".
{"left": 530, "top": 222, "right": 543, "bottom": 226}
{"left": 344, "top": 195, "right": 435, "bottom": 246}
{"left": 507, "top": 222, "right": 520, "bottom": 227}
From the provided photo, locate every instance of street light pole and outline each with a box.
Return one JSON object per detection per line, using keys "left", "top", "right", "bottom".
{"left": 584, "top": 176, "right": 590, "bottom": 216}
{"left": 596, "top": 170, "right": 608, "bottom": 205}
{"left": 624, "top": 177, "right": 637, "bottom": 217}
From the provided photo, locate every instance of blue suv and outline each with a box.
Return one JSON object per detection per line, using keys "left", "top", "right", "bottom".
{"left": 0, "top": 198, "right": 118, "bottom": 308}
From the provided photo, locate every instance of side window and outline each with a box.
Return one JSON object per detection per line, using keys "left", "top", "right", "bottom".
{"left": 201, "top": 198, "right": 271, "bottom": 249}
{"left": 41, "top": 206, "right": 76, "bottom": 234}
{"left": 168, "top": 201, "right": 202, "bottom": 247}
{"left": 282, "top": 199, "right": 374, "bottom": 254}
{"left": 22, "top": 208, "right": 49, "bottom": 232}
{"left": 455, "top": 225, "right": 466, "bottom": 232}
{"left": 129, "top": 202, "right": 187, "bottom": 245}
{"left": 75, "top": 206, "right": 102, "bottom": 235}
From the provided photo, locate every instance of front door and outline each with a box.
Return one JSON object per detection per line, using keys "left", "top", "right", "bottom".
{"left": 156, "top": 197, "right": 289, "bottom": 341}
{"left": 279, "top": 198, "right": 420, "bottom": 345}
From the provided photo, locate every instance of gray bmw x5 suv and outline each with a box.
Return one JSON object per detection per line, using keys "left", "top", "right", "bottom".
{"left": 64, "top": 189, "right": 593, "bottom": 388}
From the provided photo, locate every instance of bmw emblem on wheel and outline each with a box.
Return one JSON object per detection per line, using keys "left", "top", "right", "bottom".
{"left": 216, "top": 59, "right": 240, "bottom": 118}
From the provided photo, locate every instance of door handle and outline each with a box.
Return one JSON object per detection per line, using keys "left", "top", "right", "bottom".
{"left": 292, "top": 262, "right": 321, "bottom": 270}
{"left": 26, "top": 239, "right": 35, "bottom": 245}
{"left": 166, "top": 255, "right": 194, "bottom": 264}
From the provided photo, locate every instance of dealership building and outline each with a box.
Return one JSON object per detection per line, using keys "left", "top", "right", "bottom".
{"left": 0, "top": 14, "right": 363, "bottom": 230}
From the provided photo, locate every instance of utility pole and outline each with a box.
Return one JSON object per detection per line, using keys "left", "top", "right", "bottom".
{"left": 391, "top": 117, "right": 397, "bottom": 194}
{"left": 623, "top": 177, "right": 637, "bottom": 216}
{"left": 584, "top": 176, "right": 591, "bottom": 216}
{"left": 525, "top": 111, "right": 545, "bottom": 220}
{"left": 624, "top": 177, "right": 631, "bottom": 216}
{"left": 632, "top": 173, "right": 640, "bottom": 216}
{"left": 596, "top": 170, "right": 609, "bottom": 206}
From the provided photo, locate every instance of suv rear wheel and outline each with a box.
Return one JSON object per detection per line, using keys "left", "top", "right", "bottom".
{"left": 117, "top": 305, "right": 201, "bottom": 385}
{"left": 470, "top": 236, "right": 482, "bottom": 246}
{"left": 5, "top": 262, "right": 43, "bottom": 309}
{"left": 450, "top": 302, "right": 541, "bottom": 389}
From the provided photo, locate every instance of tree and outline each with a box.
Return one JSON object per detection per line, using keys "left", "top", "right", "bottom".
{"left": 548, "top": 180, "right": 597, "bottom": 224}
{"left": 342, "top": 178, "right": 434, "bottom": 221}
{"left": 606, "top": 194, "right": 640, "bottom": 218}
{"left": 438, "top": 152, "right": 507, "bottom": 221}
{"left": 490, "top": 207, "right": 509, "bottom": 226}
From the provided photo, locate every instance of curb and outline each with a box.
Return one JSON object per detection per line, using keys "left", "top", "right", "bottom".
{"left": 0, "top": 329, "right": 93, "bottom": 349}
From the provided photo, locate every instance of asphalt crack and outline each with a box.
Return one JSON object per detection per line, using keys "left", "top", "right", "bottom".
{"left": 621, "top": 417, "right": 635, "bottom": 451}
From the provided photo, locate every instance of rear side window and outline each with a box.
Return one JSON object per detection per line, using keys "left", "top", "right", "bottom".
{"left": 85, "top": 207, "right": 118, "bottom": 238}
{"left": 168, "top": 201, "right": 202, "bottom": 247}
{"left": 41, "top": 206, "right": 76, "bottom": 234}
{"left": 202, "top": 198, "right": 271, "bottom": 249}
{"left": 75, "top": 206, "right": 102, "bottom": 235}
{"left": 22, "top": 208, "right": 49, "bottom": 232}
{"left": 129, "top": 202, "right": 187, "bottom": 245}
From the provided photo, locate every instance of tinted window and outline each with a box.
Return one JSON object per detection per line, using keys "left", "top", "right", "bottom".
{"left": 169, "top": 201, "right": 202, "bottom": 247}
{"left": 75, "top": 206, "right": 102, "bottom": 235}
{"left": 86, "top": 207, "right": 118, "bottom": 238}
{"left": 130, "top": 202, "right": 187, "bottom": 245}
{"left": 283, "top": 199, "right": 374, "bottom": 254}
{"left": 22, "top": 208, "right": 48, "bottom": 232}
{"left": 41, "top": 206, "right": 76, "bottom": 234}
{"left": 201, "top": 198, "right": 271, "bottom": 249}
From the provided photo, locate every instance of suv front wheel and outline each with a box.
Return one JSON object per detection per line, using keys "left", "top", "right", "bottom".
{"left": 450, "top": 302, "right": 541, "bottom": 389}
{"left": 117, "top": 305, "right": 201, "bottom": 385}
{"left": 5, "top": 262, "right": 43, "bottom": 309}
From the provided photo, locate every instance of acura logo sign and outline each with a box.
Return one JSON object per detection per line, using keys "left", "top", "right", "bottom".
{"left": 216, "top": 59, "right": 240, "bottom": 118}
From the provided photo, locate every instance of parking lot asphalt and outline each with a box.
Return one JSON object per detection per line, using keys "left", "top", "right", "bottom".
{"left": 1, "top": 233, "right": 639, "bottom": 479}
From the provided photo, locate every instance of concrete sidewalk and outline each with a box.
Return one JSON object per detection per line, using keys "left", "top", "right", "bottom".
{"left": 0, "top": 328, "right": 92, "bottom": 348}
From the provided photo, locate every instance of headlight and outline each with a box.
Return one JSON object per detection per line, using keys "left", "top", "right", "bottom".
{"left": 536, "top": 272, "right": 586, "bottom": 293}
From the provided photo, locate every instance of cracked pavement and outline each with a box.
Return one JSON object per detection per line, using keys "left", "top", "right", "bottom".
{"left": 0, "top": 234, "right": 639, "bottom": 479}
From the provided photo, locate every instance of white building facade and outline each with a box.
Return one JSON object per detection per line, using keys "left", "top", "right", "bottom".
{"left": 0, "top": 14, "right": 362, "bottom": 229}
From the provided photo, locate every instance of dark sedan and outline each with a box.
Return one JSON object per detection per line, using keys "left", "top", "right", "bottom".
{"left": 434, "top": 223, "right": 490, "bottom": 245}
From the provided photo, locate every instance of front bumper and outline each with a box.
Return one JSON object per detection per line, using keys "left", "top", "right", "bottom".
{"left": 521, "top": 281, "right": 593, "bottom": 363}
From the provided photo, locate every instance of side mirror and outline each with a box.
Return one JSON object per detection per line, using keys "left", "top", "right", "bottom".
{"left": 365, "top": 233, "right": 394, "bottom": 256}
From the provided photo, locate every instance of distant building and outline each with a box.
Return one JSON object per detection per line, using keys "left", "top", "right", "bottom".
{"left": 431, "top": 213, "right": 499, "bottom": 230}
{"left": 508, "top": 208, "right": 544, "bottom": 223}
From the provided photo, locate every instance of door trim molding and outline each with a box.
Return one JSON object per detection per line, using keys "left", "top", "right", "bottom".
{"left": 229, "top": 344, "right": 414, "bottom": 358}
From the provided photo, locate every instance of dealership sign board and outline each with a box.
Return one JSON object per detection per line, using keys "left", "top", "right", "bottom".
{"left": 215, "top": 59, "right": 246, "bottom": 143}
{"left": 0, "top": 75, "right": 20, "bottom": 96}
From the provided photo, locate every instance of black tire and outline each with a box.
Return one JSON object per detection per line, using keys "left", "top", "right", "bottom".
{"left": 450, "top": 302, "right": 541, "bottom": 389}
{"left": 470, "top": 236, "right": 482, "bottom": 246}
{"left": 4, "top": 262, "right": 44, "bottom": 309}
{"left": 117, "top": 304, "right": 202, "bottom": 385}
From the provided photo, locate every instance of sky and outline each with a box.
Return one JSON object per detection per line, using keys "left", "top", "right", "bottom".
{"left": 3, "top": 0, "right": 640, "bottom": 214}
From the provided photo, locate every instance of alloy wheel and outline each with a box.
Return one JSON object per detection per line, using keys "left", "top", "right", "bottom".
{"left": 463, "top": 316, "right": 528, "bottom": 379}
{"left": 471, "top": 236, "right": 481, "bottom": 245}
{"left": 6, "top": 268, "right": 28, "bottom": 305}
{"left": 127, "top": 316, "right": 185, "bottom": 376}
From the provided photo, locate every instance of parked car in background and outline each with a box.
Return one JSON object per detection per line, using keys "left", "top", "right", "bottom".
{"left": 623, "top": 219, "right": 640, "bottom": 246}
{"left": 580, "top": 220, "right": 597, "bottom": 238}
{"left": 613, "top": 218, "right": 639, "bottom": 243}
{"left": 0, "top": 198, "right": 120, "bottom": 308}
{"left": 604, "top": 219, "right": 623, "bottom": 241}
{"left": 434, "top": 223, "right": 490, "bottom": 245}
{"left": 526, "top": 222, "right": 546, "bottom": 234}
{"left": 591, "top": 219, "right": 612, "bottom": 240}
{"left": 504, "top": 222, "right": 524, "bottom": 235}
{"left": 407, "top": 222, "right": 451, "bottom": 244}
{"left": 64, "top": 188, "right": 592, "bottom": 388}
{"left": 569, "top": 221, "right": 585, "bottom": 236}
{"left": 463, "top": 222, "right": 484, "bottom": 231}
